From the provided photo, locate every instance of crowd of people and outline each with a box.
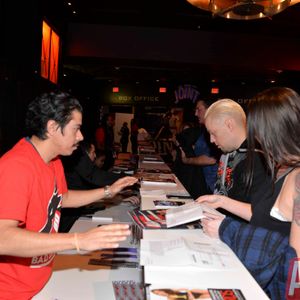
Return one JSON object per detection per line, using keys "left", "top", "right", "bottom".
{"left": 0, "top": 86, "right": 299, "bottom": 299}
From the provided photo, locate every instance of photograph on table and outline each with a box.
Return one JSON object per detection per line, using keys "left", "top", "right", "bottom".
{"left": 147, "top": 286, "right": 245, "bottom": 300}
{"left": 128, "top": 208, "right": 202, "bottom": 230}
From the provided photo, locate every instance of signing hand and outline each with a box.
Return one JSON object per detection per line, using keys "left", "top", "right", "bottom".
{"left": 201, "top": 212, "right": 225, "bottom": 239}
{"left": 76, "top": 223, "right": 131, "bottom": 251}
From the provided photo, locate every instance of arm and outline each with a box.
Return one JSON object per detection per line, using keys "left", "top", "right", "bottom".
{"left": 180, "top": 148, "right": 216, "bottom": 166}
{"left": 0, "top": 219, "right": 130, "bottom": 257}
{"left": 196, "top": 194, "right": 252, "bottom": 221}
{"left": 290, "top": 172, "right": 300, "bottom": 256}
{"left": 62, "top": 176, "right": 138, "bottom": 208}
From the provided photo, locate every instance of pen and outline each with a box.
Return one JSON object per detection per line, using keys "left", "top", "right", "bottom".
{"left": 103, "top": 247, "right": 138, "bottom": 253}
{"left": 100, "top": 254, "right": 138, "bottom": 259}
{"left": 166, "top": 194, "right": 193, "bottom": 199}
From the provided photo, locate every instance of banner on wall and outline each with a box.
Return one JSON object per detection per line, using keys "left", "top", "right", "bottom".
{"left": 174, "top": 84, "right": 200, "bottom": 104}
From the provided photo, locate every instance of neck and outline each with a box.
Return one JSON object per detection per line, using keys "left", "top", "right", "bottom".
{"left": 236, "top": 130, "right": 247, "bottom": 148}
{"left": 29, "top": 136, "right": 56, "bottom": 164}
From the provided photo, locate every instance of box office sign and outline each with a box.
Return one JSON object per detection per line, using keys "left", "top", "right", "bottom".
{"left": 109, "top": 94, "right": 163, "bottom": 105}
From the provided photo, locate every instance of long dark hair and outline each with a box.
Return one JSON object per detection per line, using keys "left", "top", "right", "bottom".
{"left": 246, "top": 87, "right": 300, "bottom": 187}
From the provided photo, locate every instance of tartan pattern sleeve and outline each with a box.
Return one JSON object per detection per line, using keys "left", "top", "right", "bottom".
{"left": 219, "top": 217, "right": 297, "bottom": 300}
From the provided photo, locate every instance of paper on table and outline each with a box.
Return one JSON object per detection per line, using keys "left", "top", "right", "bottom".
{"left": 153, "top": 200, "right": 186, "bottom": 209}
{"left": 140, "top": 189, "right": 166, "bottom": 197}
{"left": 139, "top": 173, "right": 177, "bottom": 186}
{"left": 140, "top": 237, "right": 238, "bottom": 270}
{"left": 166, "top": 202, "right": 224, "bottom": 228}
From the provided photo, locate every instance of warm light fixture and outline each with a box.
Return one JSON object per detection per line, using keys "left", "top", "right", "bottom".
{"left": 41, "top": 20, "right": 60, "bottom": 84}
{"left": 185, "top": 0, "right": 300, "bottom": 20}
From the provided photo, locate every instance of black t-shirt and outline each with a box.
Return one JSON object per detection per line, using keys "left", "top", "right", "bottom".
{"left": 215, "top": 140, "right": 272, "bottom": 204}
{"left": 230, "top": 151, "right": 272, "bottom": 204}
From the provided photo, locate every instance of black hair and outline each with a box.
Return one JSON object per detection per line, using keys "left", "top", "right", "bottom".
{"left": 196, "top": 98, "right": 214, "bottom": 108}
{"left": 245, "top": 87, "right": 300, "bottom": 187}
{"left": 26, "top": 90, "right": 82, "bottom": 140}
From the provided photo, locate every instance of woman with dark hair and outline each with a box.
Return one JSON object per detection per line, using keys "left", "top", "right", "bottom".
{"left": 197, "top": 87, "right": 300, "bottom": 299}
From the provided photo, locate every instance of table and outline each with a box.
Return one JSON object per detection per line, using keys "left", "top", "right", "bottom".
{"left": 142, "top": 229, "right": 269, "bottom": 299}
{"left": 33, "top": 203, "right": 142, "bottom": 300}
{"left": 34, "top": 155, "right": 270, "bottom": 300}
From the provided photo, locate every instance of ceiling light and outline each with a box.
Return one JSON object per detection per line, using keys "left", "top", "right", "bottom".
{"left": 185, "top": 0, "right": 300, "bottom": 20}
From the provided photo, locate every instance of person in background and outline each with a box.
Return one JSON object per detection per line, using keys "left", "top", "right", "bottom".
{"left": 130, "top": 118, "right": 139, "bottom": 154}
{"left": 62, "top": 141, "right": 122, "bottom": 190}
{"left": 119, "top": 122, "right": 129, "bottom": 153}
{"left": 60, "top": 141, "right": 124, "bottom": 232}
{"left": 180, "top": 99, "right": 220, "bottom": 194}
{"left": 198, "top": 87, "right": 300, "bottom": 299}
{"left": 95, "top": 114, "right": 116, "bottom": 170}
{"left": 0, "top": 91, "right": 137, "bottom": 299}
{"left": 95, "top": 149, "right": 106, "bottom": 169}
{"left": 199, "top": 99, "right": 272, "bottom": 220}
{"left": 172, "top": 121, "right": 207, "bottom": 199}
{"left": 168, "top": 108, "right": 180, "bottom": 139}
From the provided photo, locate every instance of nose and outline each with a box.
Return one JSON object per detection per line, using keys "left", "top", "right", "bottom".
{"left": 77, "top": 130, "right": 84, "bottom": 141}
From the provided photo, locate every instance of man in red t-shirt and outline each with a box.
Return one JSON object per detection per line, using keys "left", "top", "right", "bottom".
{"left": 0, "top": 91, "right": 137, "bottom": 299}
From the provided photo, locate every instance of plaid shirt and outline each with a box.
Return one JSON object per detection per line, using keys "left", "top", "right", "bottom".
{"left": 219, "top": 217, "right": 297, "bottom": 300}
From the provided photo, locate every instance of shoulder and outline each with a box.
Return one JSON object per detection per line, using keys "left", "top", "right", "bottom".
{"left": 0, "top": 139, "right": 36, "bottom": 170}
{"left": 0, "top": 140, "right": 40, "bottom": 187}
{"left": 287, "top": 168, "right": 300, "bottom": 187}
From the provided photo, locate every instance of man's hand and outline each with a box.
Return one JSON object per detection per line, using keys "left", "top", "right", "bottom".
{"left": 76, "top": 223, "right": 131, "bottom": 251}
{"left": 109, "top": 176, "right": 138, "bottom": 197}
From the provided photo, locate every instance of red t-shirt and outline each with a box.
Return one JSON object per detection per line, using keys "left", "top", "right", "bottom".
{"left": 0, "top": 138, "right": 67, "bottom": 299}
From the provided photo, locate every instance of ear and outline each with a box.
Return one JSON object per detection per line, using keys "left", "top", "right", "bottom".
{"left": 46, "top": 120, "right": 59, "bottom": 137}
{"left": 224, "top": 118, "right": 234, "bottom": 132}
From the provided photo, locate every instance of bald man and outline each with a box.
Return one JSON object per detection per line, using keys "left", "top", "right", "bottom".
{"left": 203, "top": 99, "right": 271, "bottom": 205}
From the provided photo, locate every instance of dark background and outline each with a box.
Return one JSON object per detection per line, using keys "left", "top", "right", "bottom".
{"left": 1, "top": 0, "right": 300, "bottom": 154}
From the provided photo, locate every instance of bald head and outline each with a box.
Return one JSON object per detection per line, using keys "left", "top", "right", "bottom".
{"left": 205, "top": 99, "right": 246, "bottom": 126}
{"left": 204, "top": 99, "right": 246, "bottom": 153}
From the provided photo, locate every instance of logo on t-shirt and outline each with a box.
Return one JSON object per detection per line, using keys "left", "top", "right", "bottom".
{"left": 31, "top": 185, "right": 62, "bottom": 268}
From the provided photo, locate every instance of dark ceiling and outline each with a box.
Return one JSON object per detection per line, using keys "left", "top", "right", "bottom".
{"left": 66, "top": 0, "right": 300, "bottom": 35}
{"left": 52, "top": 0, "right": 300, "bottom": 84}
